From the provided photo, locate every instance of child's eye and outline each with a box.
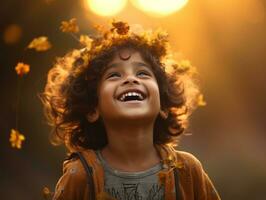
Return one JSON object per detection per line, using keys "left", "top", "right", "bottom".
{"left": 106, "top": 72, "right": 121, "bottom": 79}
{"left": 137, "top": 70, "right": 151, "bottom": 77}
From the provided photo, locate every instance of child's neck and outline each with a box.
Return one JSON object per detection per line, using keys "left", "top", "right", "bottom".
{"left": 101, "top": 123, "right": 161, "bottom": 172}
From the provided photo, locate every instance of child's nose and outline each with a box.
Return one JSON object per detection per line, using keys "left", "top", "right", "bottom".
{"left": 122, "top": 75, "right": 140, "bottom": 85}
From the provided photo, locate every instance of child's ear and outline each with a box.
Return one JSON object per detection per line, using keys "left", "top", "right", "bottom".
{"left": 86, "top": 110, "right": 99, "bottom": 123}
{"left": 159, "top": 109, "right": 169, "bottom": 120}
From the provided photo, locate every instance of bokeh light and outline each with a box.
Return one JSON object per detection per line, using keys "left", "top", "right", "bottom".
{"left": 3, "top": 24, "right": 22, "bottom": 45}
{"left": 131, "top": 0, "right": 188, "bottom": 17}
{"left": 85, "top": 0, "right": 127, "bottom": 16}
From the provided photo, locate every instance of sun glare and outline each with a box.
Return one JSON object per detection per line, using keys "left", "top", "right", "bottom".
{"left": 86, "top": 0, "right": 127, "bottom": 16}
{"left": 131, "top": 0, "right": 188, "bottom": 16}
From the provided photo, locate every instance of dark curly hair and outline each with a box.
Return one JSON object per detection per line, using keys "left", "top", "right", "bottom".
{"left": 40, "top": 39, "right": 200, "bottom": 151}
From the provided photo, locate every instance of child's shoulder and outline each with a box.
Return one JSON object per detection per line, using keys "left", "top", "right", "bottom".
{"left": 174, "top": 150, "right": 204, "bottom": 170}
{"left": 62, "top": 149, "right": 101, "bottom": 174}
{"left": 62, "top": 152, "right": 88, "bottom": 179}
{"left": 53, "top": 151, "right": 99, "bottom": 199}
{"left": 63, "top": 150, "right": 95, "bottom": 168}
{"left": 157, "top": 144, "right": 204, "bottom": 170}
{"left": 175, "top": 150, "right": 201, "bottom": 163}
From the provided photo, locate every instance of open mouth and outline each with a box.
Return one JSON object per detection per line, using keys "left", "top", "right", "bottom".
{"left": 117, "top": 91, "right": 147, "bottom": 102}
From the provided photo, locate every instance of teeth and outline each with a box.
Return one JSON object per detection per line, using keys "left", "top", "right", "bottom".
{"left": 119, "top": 92, "right": 144, "bottom": 101}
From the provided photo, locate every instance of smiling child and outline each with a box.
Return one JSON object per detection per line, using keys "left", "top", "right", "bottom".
{"left": 41, "top": 21, "right": 221, "bottom": 200}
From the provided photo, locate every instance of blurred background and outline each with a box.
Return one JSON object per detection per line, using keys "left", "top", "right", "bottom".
{"left": 0, "top": 0, "right": 265, "bottom": 199}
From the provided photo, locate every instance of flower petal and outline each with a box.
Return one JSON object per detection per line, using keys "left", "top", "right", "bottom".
{"left": 9, "top": 129, "right": 26, "bottom": 149}
{"left": 15, "top": 62, "right": 30, "bottom": 76}
{"left": 60, "top": 18, "right": 79, "bottom": 33}
{"left": 28, "top": 36, "right": 51, "bottom": 52}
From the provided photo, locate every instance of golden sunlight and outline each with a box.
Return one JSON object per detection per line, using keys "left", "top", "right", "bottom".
{"left": 131, "top": 0, "right": 188, "bottom": 17}
{"left": 85, "top": 0, "right": 127, "bottom": 16}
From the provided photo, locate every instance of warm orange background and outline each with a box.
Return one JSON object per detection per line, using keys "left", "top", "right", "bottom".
{"left": 0, "top": 0, "right": 265, "bottom": 199}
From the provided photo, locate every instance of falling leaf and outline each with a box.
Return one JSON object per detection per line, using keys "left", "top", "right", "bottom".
{"left": 79, "top": 35, "right": 93, "bottom": 49}
{"left": 60, "top": 18, "right": 79, "bottom": 33}
{"left": 197, "top": 94, "right": 207, "bottom": 106}
{"left": 3, "top": 24, "right": 22, "bottom": 45}
{"left": 42, "top": 186, "right": 53, "bottom": 199}
{"left": 15, "top": 62, "right": 30, "bottom": 76}
{"left": 9, "top": 129, "right": 25, "bottom": 149}
{"left": 27, "top": 36, "right": 51, "bottom": 51}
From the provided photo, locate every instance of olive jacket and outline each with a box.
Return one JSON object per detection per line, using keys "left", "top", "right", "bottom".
{"left": 53, "top": 144, "right": 221, "bottom": 200}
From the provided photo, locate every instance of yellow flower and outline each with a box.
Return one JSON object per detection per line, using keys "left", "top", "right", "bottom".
{"left": 79, "top": 35, "right": 93, "bottom": 49}
{"left": 27, "top": 36, "right": 51, "bottom": 51}
{"left": 15, "top": 62, "right": 30, "bottom": 76}
{"left": 9, "top": 129, "right": 25, "bottom": 149}
{"left": 197, "top": 94, "right": 207, "bottom": 106}
{"left": 60, "top": 18, "right": 79, "bottom": 33}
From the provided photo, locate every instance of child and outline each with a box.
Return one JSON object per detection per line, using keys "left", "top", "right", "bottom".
{"left": 41, "top": 21, "right": 221, "bottom": 200}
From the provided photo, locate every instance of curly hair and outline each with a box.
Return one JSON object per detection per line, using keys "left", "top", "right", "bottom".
{"left": 40, "top": 39, "right": 200, "bottom": 151}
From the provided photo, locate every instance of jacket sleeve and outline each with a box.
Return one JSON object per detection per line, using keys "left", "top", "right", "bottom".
{"left": 182, "top": 152, "right": 221, "bottom": 200}
{"left": 192, "top": 154, "right": 221, "bottom": 200}
{"left": 53, "top": 159, "right": 90, "bottom": 200}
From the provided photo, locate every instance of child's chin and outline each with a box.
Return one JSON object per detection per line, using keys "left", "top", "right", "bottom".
{"left": 116, "top": 110, "right": 157, "bottom": 121}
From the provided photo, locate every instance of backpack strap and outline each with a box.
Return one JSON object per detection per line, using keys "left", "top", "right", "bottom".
{"left": 174, "top": 168, "right": 180, "bottom": 200}
{"left": 74, "top": 152, "right": 96, "bottom": 200}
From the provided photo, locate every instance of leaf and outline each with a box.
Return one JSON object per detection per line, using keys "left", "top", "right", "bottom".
{"left": 111, "top": 21, "right": 130, "bottom": 35}
{"left": 79, "top": 35, "right": 93, "bottom": 49}
{"left": 197, "top": 94, "right": 207, "bottom": 106}
{"left": 42, "top": 186, "right": 53, "bottom": 200}
{"left": 60, "top": 18, "right": 79, "bottom": 33}
{"left": 15, "top": 62, "right": 30, "bottom": 76}
{"left": 9, "top": 129, "right": 25, "bottom": 149}
{"left": 27, "top": 36, "right": 51, "bottom": 51}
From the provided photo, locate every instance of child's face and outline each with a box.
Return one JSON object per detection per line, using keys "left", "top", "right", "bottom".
{"left": 96, "top": 48, "right": 161, "bottom": 124}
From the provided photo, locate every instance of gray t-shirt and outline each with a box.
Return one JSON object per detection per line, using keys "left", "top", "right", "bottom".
{"left": 95, "top": 150, "right": 165, "bottom": 200}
